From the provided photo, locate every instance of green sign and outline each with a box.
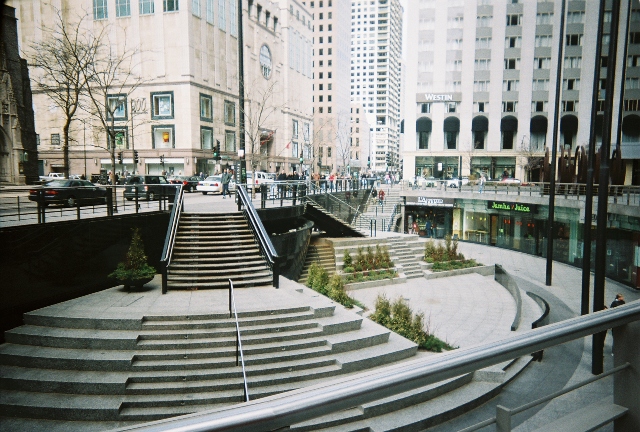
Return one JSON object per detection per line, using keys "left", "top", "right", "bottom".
{"left": 488, "top": 201, "right": 536, "bottom": 213}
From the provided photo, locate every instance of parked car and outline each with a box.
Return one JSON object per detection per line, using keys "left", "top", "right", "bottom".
{"left": 246, "top": 171, "right": 273, "bottom": 191}
{"left": 123, "top": 175, "right": 171, "bottom": 201}
{"left": 29, "top": 179, "right": 108, "bottom": 207}
{"left": 169, "top": 175, "right": 200, "bottom": 192}
{"left": 197, "top": 175, "right": 223, "bottom": 194}
{"left": 416, "top": 176, "right": 438, "bottom": 187}
{"left": 501, "top": 177, "right": 521, "bottom": 185}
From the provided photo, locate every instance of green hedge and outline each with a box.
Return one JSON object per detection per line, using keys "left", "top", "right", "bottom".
{"left": 306, "top": 263, "right": 362, "bottom": 309}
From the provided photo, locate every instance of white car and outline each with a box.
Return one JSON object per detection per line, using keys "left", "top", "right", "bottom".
{"left": 445, "top": 177, "right": 470, "bottom": 188}
{"left": 246, "top": 171, "right": 274, "bottom": 191}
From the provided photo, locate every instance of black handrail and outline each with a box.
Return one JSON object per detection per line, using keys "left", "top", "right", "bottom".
{"left": 236, "top": 185, "right": 280, "bottom": 288}
{"left": 160, "top": 185, "right": 184, "bottom": 294}
{"left": 229, "top": 279, "right": 250, "bottom": 403}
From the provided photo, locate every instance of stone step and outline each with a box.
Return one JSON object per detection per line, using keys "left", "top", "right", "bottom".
{"left": 166, "top": 269, "right": 271, "bottom": 279}
{"left": 165, "top": 279, "right": 274, "bottom": 289}
{"left": 168, "top": 260, "right": 268, "bottom": 271}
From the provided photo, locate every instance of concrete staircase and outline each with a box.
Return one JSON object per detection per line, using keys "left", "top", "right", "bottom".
{"left": 386, "top": 236, "right": 425, "bottom": 279}
{"left": 0, "top": 298, "right": 418, "bottom": 428}
{"left": 167, "top": 213, "right": 273, "bottom": 289}
{"left": 298, "top": 238, "right": 336, "bottom": 285}
{"left": 363, "top": 185, "right": 403, "bottom": 233}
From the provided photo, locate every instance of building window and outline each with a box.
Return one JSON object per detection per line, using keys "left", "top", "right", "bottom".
{"left": 418, "top": 132, "right": 429, "bottom": 149}
{"left": 475, "top": 102, "right": 487, "bottom": 112}
{"left": 303, "top": 123, "right": 310, "bottom": 142}
{"left": 504, "top": 58, "right": 520, "bottom": 70}
{"left": 163, "top": 0, "right": 179, "bottom": 12}
{"left": 535, "top": 57, "right": 551, "bottom": 69}
{"left": 445, "top": 132, "right": 458, "bottom": 150}
{"left": 447, "top": 102, "right": 457, "bottom": 113}
{"left": 474, "top": 81, "right": 489, "bottom": 92}
{"left": 477, "top": 15, "right": 493, "bottom": 27}
{"left": 536, "top": 12, "right": 553, "bottom": 24}
{"left": 562, "top": 100, "right": 578, "bottom": 112}
{"left": 475, "top": 59, "right": 491, "bottom": 70}
{"left": 51, "top": 133, "right": 61, "bottom": 147}
{"left": 93, "top": 0, "right": 108, "bottom": 19}
{"left": 219, "top": 0, "right": 226, "bottom": 30}
{"left": 109, "top": 127, "right": 129, "bottom": 149}
{"left": 107, "top": 94, "right": 128, "bottom": 120}
{"left": 151, "top": 92, "right": 174, "bottom": 119}
{"left": 140, "top": 0, "right": 154, "bottom": 14}
{"left": 421, "top": 103, "right": 431, "bottom": 113}
{"left": 535, "top": 35, "right": 552, "bottom": 47}
{"left": 200, "top": 94, "right": 213, "bottom": 121}
{"left": 116, "top": 0, "right": 131, "bottom": 17}
{"left": 532, "top": 101, "right": 547, "bottom": 112}
{"left": 192, "top": 0, "right": 200, "bottom": 17}
{"left": 502, "top": 131, "right": 514, "bottom": 150}
{"left": 506, "top": 14, "right": 522, "bottom": 26}
{"left": 564, "top": 56, "right": 582, "bottom": 68}
{"left": 532, "top": 79, "right": 549, "bottom": 91}
{"left": 225, "top": 131, "right": 236, "bottom": 152}
{"left": 630, "top": 32, "right": 640, "bottom": 44}
{"left": 224, "top": 101, "right": 236, "bottom": 125}
{"left": 563, "top": 79, "right": 579, "bottom": 90}
{"left": 152, "top": 125, "right": 175, "bottom": 149}
{"left": 475, "top": 37, "right": 492, "bottom": 49}
{"left": 327, "top": 147, "right": 332, "bottom": 157}
{"left": 566, "top": 34, "right": 582, "bottom": 46}
{"left": 503, "top": 101, "right": 517, "bottom": 112}
{"left": 206, "top": 0, "right": 214, "bottom": 22}
{"left": 505, "top": 36, "right": 521, "bottom": 48}
{"left": 626, "top": 78, "right": 640, "bottom": 89}
{"left": 566, "top": 11, "right": 584, "bottom": 23}
{"left": 624, "top": 99, "right": 640, "bottom": 111}
{"left": 474, "top": 131, "right": 486, "bottom": 149}
{"left": 503, "top": 80, "right": 519, "bottom": 91}
{"left": 201, "top": 126, "right": 213, "bottom": 149}
{"left": 230, "top": 0, "right": 238, "bottom": 36}
{"left": 292, "top": 119, "right": 299, "bottom": 138}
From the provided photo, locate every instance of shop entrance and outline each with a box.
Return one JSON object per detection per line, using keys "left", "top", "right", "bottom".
{"left": 490, "top": 215, "right": 498, "bottom": 245}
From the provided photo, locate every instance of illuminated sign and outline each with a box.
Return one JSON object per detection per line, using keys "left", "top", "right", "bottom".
{"left": 488, "top": 201, "right": 536, "bottom": 213}
{"left": 407, "top": 196, "right": 455, "bottom": 207}
{"left": 424, "top": 93, "right": 454, "bottom": 101}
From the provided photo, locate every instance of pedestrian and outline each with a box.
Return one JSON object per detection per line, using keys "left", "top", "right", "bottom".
{"left": 221, "top": 169, "right": 231, "bottom": 199}
{"left": 479, "top": 174, "right": 485, "bottom": 194}
{"left": 426, "top": 220, "right": 432, "bottom": 238}
{"left": 199, "top": 172, "right": 205, "bottom": 180}
{"left": 610, "top": 293, "right": 626, "bottom": 308}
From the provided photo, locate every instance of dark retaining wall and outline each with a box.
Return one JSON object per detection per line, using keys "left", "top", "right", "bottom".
{"left": 0, "top": 213, "right": 170, "bottom": 341}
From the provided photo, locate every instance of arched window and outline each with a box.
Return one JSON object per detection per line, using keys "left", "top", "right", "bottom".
{"left": 560, "top": 115, "right": 578, "bottom": 150}
{"left": 472, "top": 116, "right": 489, "bottom": 149}
{"left": 416, "top": 117, "right": 432, "bottom": 150}
{"left": 501, "top": 116, "right": 518, "bottom": 150}
{"left": 530, "top": 116, "right": 548, "bottom": 150}
{"left": 443, "top": 117, "right": 460, "bottom": 150}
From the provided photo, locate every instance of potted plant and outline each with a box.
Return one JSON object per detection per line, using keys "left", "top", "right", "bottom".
{"left": 109, "top": 227, "right": 156, "bottom": 290}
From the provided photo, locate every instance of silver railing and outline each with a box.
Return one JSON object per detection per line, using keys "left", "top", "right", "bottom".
{"left": 116, "top": 301, "right": 640, "bottom": 432}
{"left": 228, "top": 279, "right": 249, "bottom": 403}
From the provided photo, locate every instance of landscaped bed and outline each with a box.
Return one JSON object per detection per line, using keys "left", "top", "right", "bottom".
{"left": 424, "top": 235, "right": 483, "bottom": 272}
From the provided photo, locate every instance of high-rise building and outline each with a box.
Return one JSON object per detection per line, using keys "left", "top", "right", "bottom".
{"left": 403, "top": 0, "right": 640, "bottom": 185}
{"left": 350, "top": 0, "right": 403, "bottom": 174}
{"left": 308, "top": 0, "right": 352, "bottom": 175}
{"left": 8, "top": 0, "right": 312, "bottom": 177}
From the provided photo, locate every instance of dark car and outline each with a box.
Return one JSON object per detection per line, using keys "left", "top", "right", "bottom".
{"left": 169, "top": 175, "right": 200, "bottom": 192}
{"left": 123, "top": 174, "right": 172, "bottom": 201}
{"left": 29, "top": 180, "right": 108, "bottom": 207}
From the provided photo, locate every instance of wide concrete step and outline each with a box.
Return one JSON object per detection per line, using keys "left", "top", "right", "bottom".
{"left": 166, "top": 279, "right": 273, "bottom": 289}
{"left": 167, "top": 269, "right": 271, "bottom": 279}
{"left": 168, "top": 261, "right": 268, "bottom": 271}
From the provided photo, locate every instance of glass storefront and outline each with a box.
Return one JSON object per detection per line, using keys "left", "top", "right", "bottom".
{"left": 415, "top": 156, "right": 460, "bottom": 179}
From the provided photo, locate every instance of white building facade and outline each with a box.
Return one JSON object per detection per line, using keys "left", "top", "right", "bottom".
{"left": 403, "top": 0, "right": 640, "bottom": 185}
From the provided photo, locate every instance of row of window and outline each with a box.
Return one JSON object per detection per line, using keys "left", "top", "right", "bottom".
{"left": 417, "top": 100, "right": 582, "bottom": 115}
{"left": 107, "top": 93, "right": 236, "bottom": 125}
{"left": 416, "top": 130, "right": 518, "bottom": 151}
{"left": 94, "top": 0, "right": 178, "bottom": 19}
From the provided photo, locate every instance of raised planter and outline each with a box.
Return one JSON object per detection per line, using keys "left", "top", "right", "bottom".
{"left": 345, "top": 273, "right": 407, "bottom": 291}
{"left": 424, "top": 264, "right": 495, "bottom": 280}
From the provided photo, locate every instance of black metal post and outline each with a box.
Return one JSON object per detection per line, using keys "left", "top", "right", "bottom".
{"left": 582, "top": 0, "right": 607, "bottom": 316}
{"left": 546, "top": 0, "right": 567, "bottom": 286}
{"left": 594, "top": 0, "right": 622, "bottom": 376}
{"left": 237, "top": 0, "right": 247, "bottom": 190}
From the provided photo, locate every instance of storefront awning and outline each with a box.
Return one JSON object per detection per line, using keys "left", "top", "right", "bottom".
{"left": 471, "top": 116, "right": 489, "bottom": 132}
{"left": 500, "top": 116, "right": 518, "bottom": 132}
{"left": 443, "top": 116, "right": 460, "bottom": 132}
{"left": 416, "top": 117, "right": 432, "bottom": 132}
{"left": 560, "top": 115, "right": 578, "bottom": 134}
{"left": 530, "top": 116, "right": 548, "bottom": 133}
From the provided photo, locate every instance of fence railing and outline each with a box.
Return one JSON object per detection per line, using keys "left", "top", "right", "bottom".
{"left": 118, "top": 299, "right": 640, "bottom": 432}
{"left": 228, "top": 279, "right": 250, "bottom": 403}
{"left": 160, "top": 185, "right": 185, "bottom": 294}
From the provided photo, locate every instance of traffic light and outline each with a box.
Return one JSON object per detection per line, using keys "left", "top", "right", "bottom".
{"left": 299, "top": 152, "right": 303, "bottom": 164}
{"left": 118, "top": 151, "right": 123, "bottom": 164}
{"left": 317, "top": 156, "right": 322, "bottom": 167}
{"left": 133, "top": 150, "right": 139, "bottom": 163}
{"left": 160, "top": 155, "right": 164, "bottom": 164}
{"left": 214, "top": 140, "right": 220, "bottom": 161}
{"left": 367, "top": 156, "right": 371, "bottom": 167}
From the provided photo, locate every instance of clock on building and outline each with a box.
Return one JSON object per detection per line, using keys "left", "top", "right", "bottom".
{"left": 260, "top": 45, "right": 272, "bottom": 79}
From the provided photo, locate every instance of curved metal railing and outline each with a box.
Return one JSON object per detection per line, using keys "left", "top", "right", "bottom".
{"left": 236, "top": 185, "right": 281, "bottom": 288}
{"left": 228, "top": 279, "right": 250, "bottom": 403}
{"left": 160, "top": 185, "right": 184, "bottom": 294}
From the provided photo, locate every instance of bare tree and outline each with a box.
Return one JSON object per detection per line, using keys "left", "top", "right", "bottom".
{"left": 28, "top": 10, "right": 100, "bottom": 178}
{"left": 242, "top": 79, "right": 287, "bottom": 178}
{"left": 334, "top": 111, "right": 352, "bottom": 175}
{"left": 81, "top": 32, "right": 144, "bottom": 185}
{"left": 302, "top": 113, "right": 331, "bottom": 174}
{"left": 518, "top": 135, "right": 545, "bottom": 182}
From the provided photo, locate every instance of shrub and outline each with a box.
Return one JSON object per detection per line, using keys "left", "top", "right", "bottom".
{"left": 327, "top": 275, "right": 354, "bottom": 308}
{"left": 369, "top": 294, "right": 455, "bottom": 352}
{"left": 109, "top": 228, "right": 156, "bottom": 282}
{"left": 343, "top": 249, "right": 353, "bottom": 268}
{"left": 366, "top": 246, "right": 375, "bottom": 270}
{"left": 356, "top": 247, "right": 366, "bottom": 269}
{"left": 343, "top": 266, "right": 355, "bottom": 274}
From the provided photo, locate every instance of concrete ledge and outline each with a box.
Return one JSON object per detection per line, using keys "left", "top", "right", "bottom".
{"left": 424, "top": 265, "right": 495, "bottom": 280}
{"left": 345, "top": 274, "right": 408, "bottom": 291}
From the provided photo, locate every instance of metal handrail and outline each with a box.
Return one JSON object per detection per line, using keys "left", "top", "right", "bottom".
{"left": 228, "top": 279, "right": 250, "bottom": 403}
{"left": 120, "top": 297, "right": 640, "bottom": 432}
{"left": 236, "top": 185, "right": 280, "bottom": 288}
{"left": 459, "top": 362, "right": 631, "bottom": 432}
{"left": 386, "top": 203, "right": 399, "bottom": 232}
{"left": 303, "top": 185, "right": 375, "bottom": 229}
{"left": 160, "top": 185, "right": 184, "bottom": 294}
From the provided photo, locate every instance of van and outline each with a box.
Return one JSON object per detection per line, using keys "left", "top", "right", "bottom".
{"left": 123, "top": 174, "right": 172, "bottom": 201}
{"left": 245, "top": 171, "right": 273, "bottom": 191}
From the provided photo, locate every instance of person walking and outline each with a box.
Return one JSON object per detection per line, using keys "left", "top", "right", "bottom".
{"left": 610, "top": 293, "right": 626, "bottom": 308}
{"left": 479, "top": 174, "right": 485, "bottom": 194}
{"left": 221, "top": 169, "right": 231, "bottom": 199}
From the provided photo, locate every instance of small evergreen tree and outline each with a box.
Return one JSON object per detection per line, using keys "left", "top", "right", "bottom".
{"left": 343, "top": 249, "right": 353, "bottom": 267}
{"left": 109, "top": 228, "right": 156, "bottom": 282}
